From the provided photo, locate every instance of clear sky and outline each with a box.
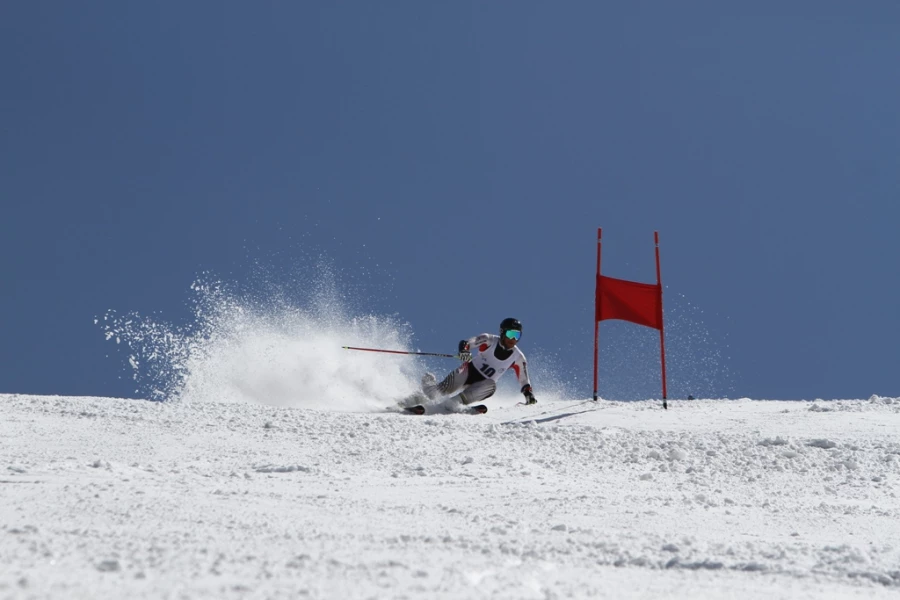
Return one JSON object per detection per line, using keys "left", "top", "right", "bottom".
{"left": 2, "top": 2, "right": 898, "bottom": 401}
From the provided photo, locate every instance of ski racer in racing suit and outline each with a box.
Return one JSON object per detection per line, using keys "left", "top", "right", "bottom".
{"left": 422, "top": 317, "right": 537, "bottom": 407}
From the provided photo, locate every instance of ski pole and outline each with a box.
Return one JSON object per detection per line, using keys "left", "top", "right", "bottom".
{"left": 342, "top": 346, "right": 460, "bottom": 359}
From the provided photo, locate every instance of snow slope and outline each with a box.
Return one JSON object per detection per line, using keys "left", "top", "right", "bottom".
{"left": 3, "top": 394, "right": 899, "bottom": 599}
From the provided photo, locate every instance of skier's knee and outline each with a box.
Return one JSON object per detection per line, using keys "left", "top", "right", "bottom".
{"left": 460, "top": 380, "right": 495, "bottom": 405}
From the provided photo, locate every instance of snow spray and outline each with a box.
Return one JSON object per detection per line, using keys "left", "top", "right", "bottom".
{"left": 98, "top": 262, "right": 423, "bottom": 411}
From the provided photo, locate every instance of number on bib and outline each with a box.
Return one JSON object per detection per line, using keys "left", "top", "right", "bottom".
{"left": 479, "top": 364, "right": 496, "bottom": 378}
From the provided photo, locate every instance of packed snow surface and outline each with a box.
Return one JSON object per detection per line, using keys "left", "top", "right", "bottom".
{"left": 3, "top": 394, "right": 900, "bottom": 599}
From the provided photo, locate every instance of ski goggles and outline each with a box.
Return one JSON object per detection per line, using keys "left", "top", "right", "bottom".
{"left": 503, "top": 329, "right": 522, "bottom": 341}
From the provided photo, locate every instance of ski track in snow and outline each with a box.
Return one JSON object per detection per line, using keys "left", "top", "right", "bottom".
{"left": 2, "top": 394, "right": 900, "bottom": 599}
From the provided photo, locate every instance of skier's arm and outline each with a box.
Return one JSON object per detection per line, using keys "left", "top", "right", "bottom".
{"left": 464, "top": 333, "right": 494, "bottom": 349}
{"left": 457, "top": 333, "right": 494, "bottom": 361}
{"left": 513, "top": 351, "right": 536, "bottom": 404}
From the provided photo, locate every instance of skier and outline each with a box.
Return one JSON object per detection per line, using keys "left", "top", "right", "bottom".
{"left": 410, "top": 317, "right": 537, "bottom": 413}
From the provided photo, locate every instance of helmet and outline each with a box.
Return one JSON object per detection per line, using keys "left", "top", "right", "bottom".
{"left": 499, "top": 317, "right": 522, "bottom": 333}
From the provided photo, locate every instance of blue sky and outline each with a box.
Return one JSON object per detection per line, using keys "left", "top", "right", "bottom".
{"left": 2, "top": 2, "right": 898, "bottom": 401}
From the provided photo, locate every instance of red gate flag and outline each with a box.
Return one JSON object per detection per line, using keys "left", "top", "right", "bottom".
{"left": 593, "top": 229, "right": 668, "bottom": 405}
{"left": 595, "top": 275, "right": 663, "bottom": 330}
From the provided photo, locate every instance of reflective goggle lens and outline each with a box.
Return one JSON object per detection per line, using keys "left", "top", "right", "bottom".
{"left": 504, "top": 329, "right": 522, "bottom": 340}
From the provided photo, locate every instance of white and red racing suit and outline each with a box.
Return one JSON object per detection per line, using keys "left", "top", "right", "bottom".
{"left": 425, "top": 333, "right": 530, "bottom": 405}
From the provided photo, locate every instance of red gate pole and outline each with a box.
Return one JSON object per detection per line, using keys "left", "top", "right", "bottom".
{"left": 654, "top": 231, "right": 668, "bottom": 409}
{"left": 593, "top": 228, "right": 602, "bottom": 401}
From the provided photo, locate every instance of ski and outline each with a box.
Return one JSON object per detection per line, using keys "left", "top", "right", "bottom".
{"left": 401, "top": 404, "right": 487, "bottom": 415}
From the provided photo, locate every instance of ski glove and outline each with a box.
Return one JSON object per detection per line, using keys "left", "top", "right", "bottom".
{"left": 458, "top": 340, "right": 472, "bottom": 362}
{"left": 522, "top": 385, "right": 537, "bottom": 405}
